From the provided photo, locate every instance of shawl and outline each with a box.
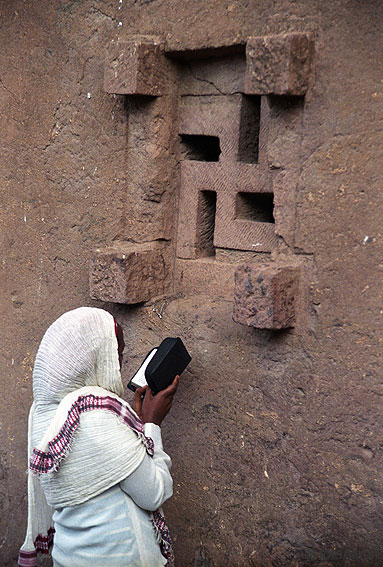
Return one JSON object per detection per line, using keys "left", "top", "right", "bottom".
{"left": 18, "top": 307, "right": 174, "bottom": 567}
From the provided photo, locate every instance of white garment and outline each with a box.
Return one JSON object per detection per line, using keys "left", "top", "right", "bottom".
{"left": 36, "top": 386, "right": 149, "bottom": 508}
{"left": 19, "top": 307, "right": 174, "bottom": 567}
{"left": 51, "top": 423, "right": 170, "bottom": 567}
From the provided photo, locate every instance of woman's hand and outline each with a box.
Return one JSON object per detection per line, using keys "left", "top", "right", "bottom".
{"left": 142, "top": 376, "right": 180, "bottom": 426}
{"left": 132, "top": 386, "right": 149, "bottom": 420}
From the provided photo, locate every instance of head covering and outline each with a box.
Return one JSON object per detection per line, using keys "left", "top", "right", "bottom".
{"left": 18, "top": 307, "right": 173, "bottom": 567}
{"left": 33, "top": 306, "right": 123, "bottom": 405}
{"left": 30, "top": 307, "right": 124, "bottom": 451}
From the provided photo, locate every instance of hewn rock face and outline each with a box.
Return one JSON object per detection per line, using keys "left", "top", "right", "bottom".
{"left": 1, "top": 2, "right": 383, "bottom": 567}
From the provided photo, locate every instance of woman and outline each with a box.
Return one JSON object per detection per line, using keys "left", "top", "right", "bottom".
{"left": 18, "top": 307, "right": 178, "bottom": 567}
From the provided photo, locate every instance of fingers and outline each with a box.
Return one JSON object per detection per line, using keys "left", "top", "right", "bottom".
{"left": 162, "top": 375, "right": 179, "bottom": 397}
{"left": 133, "top": 385, "right": 147, "bottom": 404}
{"left": 142, "top": 388, "right": 154, "bottom": 410}
{"left": 141, "top": 376, "right": 179, "bottom": 425}
{"left": 133, "top": 385, "right": 149, "bottom": 418}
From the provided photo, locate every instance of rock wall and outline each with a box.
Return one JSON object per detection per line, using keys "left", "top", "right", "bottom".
{"left": 1, "top": 1, "right": 383, "bottom": 566}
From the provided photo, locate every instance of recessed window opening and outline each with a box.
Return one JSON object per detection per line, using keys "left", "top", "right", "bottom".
{"left": 236, "top": 192, "right": 274, "bottom": 223}
{"left": 238, "top": 95, "right": 261, "bottom": 164}
{"left": 196, "top": 190, "right": 217, "bottom": 256}
{"left": 179, "top": 134, "right": 221, "bottom": 162}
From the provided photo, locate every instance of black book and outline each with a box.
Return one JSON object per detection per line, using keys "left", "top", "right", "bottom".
{"left": 128, "top": 337, "right": 191, "bottom": 394}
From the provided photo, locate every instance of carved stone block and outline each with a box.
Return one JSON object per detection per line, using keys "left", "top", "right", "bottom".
{"left": 104, "top": 38, "right": 165, "bottom": 95}
{"left": 179, "top": 94, "right": 243, "bottom": 161}
{"left": 176, "top": 94, "right": 278, "bottom": 257}
{"left": 176, "top": 161, "right": 277, "bottom": 258}
{"left": 233, "top": 264, "right": 299, "bottom": 329}
{"left": 245, "top": 33, "right": 314, "bottom": 96}
{"left": 89, "top": 242, "right": 169, "bottom": 304}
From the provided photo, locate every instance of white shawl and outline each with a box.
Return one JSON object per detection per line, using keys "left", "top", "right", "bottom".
{"left": 18, "top": 307, "right": 173, "bottom": 566}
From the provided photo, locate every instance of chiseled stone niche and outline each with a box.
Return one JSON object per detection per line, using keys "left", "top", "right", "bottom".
{"left": 90, "top": 33, "right": 314, "bottom": 324}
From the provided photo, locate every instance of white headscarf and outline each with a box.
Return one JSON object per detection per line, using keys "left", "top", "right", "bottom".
{"left": 19, "top": 307, "right": 151, "bottom": 565}
{"left": 33, "top": 306, "right": 123, "bottom": 407}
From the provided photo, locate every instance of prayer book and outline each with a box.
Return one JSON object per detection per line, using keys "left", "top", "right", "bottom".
{"left": 128, "top": 337, "right": 191, "bottom": 394}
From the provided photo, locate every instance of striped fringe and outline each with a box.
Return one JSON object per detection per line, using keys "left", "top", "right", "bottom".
{"left": 30, "top": 395, "right": 154, "bottom": 474}
{"left": 151, "top": 510, "right": 175, "bottom": 567}
{"left": 18, "top": 550, "right": 37, "bottom": 567}
{"left": 18, "top": 527, "right": 55, "bottom": 566}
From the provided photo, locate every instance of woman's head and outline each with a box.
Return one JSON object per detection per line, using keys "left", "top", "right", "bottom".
{"left": 33, "top": 307, "right": 124, "bottom": 405}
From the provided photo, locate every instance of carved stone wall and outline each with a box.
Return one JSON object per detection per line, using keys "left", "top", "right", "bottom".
{"left": 1, "top": 2, "right": 383, "bottom": 567}
{"left": 91, "top": 33, "right": 313, "bottom": 330}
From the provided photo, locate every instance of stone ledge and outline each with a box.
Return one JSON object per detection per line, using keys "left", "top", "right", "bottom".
{"left": 233, "top": 264, "right": 299, "bottom": 329}
{"left": 89, "top": 242, "right": 170, "bottom": 304}
{"left": 245, "top": 33, "right": 314, "bottom": 96}
{"left": 104, "top": 38, "right": 166, "bottom": 95}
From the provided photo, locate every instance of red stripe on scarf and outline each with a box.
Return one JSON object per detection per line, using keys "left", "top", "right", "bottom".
{"left": 18, "top": 528, "right": 55, "bottom": 566}
{"left": 30, "top": 394, "right": 154, "bottom": 474}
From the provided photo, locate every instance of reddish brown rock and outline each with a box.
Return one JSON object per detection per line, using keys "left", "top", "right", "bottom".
{"left": 176, "top": 94, "right": 281, "bottom": 257}
{"left": 174, "top": 257, "right": 235, "bottom": 298}
{"left": 104, "top": 38, "right": 166, "bottom": 95}
{"left": 233, "top": 264, "right": 299, "bottom": 329}
{"left": 176, "top": 161, "right": 277, "bottom": 258}
{"left": 179, "top": 94, "right": 246, "bottom": 161}
{"left": 89, "top": 242, "right": 170, "bottom": 303}
{"left": 3, "top": 3, "right": 383, "bottom": 566}
{"left": 245, "top": 33, "right": 314, "bottom": 96}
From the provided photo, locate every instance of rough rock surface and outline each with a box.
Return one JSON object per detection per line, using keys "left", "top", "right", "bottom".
{"left": 233, "top": 264, "right": 299, "bottom": 329}
{"left": 90, "top": 241, "right": 171, "bottom": 303}
{"left": 104, "top": 38, "right": 166, "bottom": 96}
{"left": 1, "top": 2, "right": 383, "bottom": 567}
{"left": 245, "top": 33, "right": 314, "bottom": 96}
